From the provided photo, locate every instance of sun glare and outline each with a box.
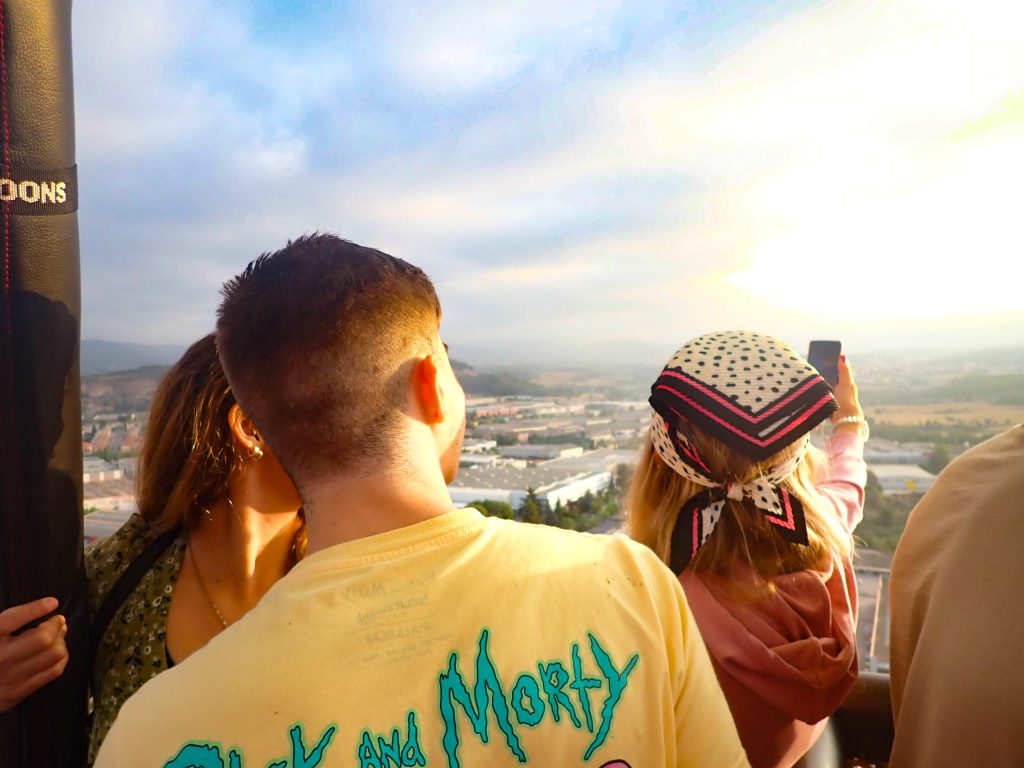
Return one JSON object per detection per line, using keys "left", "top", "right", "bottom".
{"left": 725, "top": 125, "right": 1022, "bottom": 322}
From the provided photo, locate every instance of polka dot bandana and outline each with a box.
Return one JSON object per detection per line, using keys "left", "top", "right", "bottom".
{"left": 647, "top": 331, "right": 836, "bottom": 572}
{"left": 649, "top": 330, "right": 837, "bottom": 462}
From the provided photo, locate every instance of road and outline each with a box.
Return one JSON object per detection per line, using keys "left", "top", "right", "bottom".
{"left": 83, "top": 507, "right": 134, "bottom": 545}
{"left": 591, "top": 512, "right": 626, "bottom": 535}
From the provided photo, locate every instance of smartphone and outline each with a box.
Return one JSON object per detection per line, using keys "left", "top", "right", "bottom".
{"left": 807, "top": 340, "right": 842, "bottom": 389}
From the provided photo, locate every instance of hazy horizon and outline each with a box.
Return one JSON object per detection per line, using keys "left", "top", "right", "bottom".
{"left": 75, "top": 0, "right": 1022, "bottom": 355}
{"left": 81, "top": 334, "right": 1024, "bottom": 377}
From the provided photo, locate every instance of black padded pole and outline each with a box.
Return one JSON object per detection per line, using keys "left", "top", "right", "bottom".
{"left": 0, "top": 1, "right": 87, "bottom": 765}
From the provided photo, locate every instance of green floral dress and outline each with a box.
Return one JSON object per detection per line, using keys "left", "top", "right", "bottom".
{"left": 84, "top": 514, "right": 187, "bottom": 763}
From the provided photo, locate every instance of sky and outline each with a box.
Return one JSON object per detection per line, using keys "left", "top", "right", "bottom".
{"left": 73, "top": 0, "right": 1024, "bottom": 366}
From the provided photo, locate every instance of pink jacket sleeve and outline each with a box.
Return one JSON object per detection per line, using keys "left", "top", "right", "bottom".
{"left": 816, "top": 432, "right": 867, "bottom": 533}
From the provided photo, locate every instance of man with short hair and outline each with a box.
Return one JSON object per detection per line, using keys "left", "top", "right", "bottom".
{"left": 96, "top": 234, "right": 748, "bottom": 768}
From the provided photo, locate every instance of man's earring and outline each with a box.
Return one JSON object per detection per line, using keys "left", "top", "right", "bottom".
{"left": 247, "top": 444, "right": 264, "bottom": 460}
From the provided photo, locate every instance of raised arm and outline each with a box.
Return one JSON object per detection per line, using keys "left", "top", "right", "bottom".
{"left": 819, "top": 355, "right": 868, "bottom": 532}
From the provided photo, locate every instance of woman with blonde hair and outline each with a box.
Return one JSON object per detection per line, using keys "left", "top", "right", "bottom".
{"left": 0, "top": 333, "right": 304, "bottom": 763}
{"left": 628, "top": 330, "right": 867, "bottom": 768}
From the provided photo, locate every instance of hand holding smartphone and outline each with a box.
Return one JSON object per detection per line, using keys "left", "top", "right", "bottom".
{"left": 807, "top": 340, "right": 842, "bottom": 389}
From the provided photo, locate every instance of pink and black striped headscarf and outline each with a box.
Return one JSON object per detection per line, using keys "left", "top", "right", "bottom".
{"left": 648, "top": 331, "right": 837, "bottom": 573}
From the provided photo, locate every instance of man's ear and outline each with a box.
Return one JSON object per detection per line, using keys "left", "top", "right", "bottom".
{"left": 228, "top": 403, "right": 263, "bottom": 453}
{"left": 412, "top": 354, "right": 446, "bottom": 425}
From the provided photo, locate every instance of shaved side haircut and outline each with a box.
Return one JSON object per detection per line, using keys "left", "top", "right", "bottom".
{"left": 216, "top": 234, "right": 441, "bottom": 489}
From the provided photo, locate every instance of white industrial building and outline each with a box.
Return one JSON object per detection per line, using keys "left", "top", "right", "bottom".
{"left": 499, "top": 444, "right": 584, "bottom": 462}
{"left": 83, "top": 478, "right": 135, "bottom": 512}
{"left": 869, "top": 464, "right": 937, "bottom": 495}
{"left": 461, "top": 438, "right": 497, "bottom": 454}
{"left": 82, "top": 457, "right": 122, "bottom": 483}
{"left": 449, "top": 464, "right": 611, "bottom": 511}
{"left": 458, "top": 454, "right": 503, "bottom": 468}
{"left": 863, "top": 438, "right": 932, "bottom": 466}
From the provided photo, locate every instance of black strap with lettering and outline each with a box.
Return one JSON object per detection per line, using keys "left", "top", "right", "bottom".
{"left": 2, "top": 165, "right": 78, "bottom": 215}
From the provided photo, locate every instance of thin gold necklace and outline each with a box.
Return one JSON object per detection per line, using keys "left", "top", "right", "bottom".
{"left": 188, "top": 541, "right": 229, "bottom": 629}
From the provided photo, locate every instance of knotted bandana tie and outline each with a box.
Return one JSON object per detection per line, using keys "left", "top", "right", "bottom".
{"left": 649, "top": 413, "right": 810, "bottom": 574}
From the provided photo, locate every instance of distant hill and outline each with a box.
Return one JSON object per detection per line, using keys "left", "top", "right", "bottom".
{"left": 860, "top": 345, "right": 1024, "bottom": 371}
{"left": 80, "top": 357, "right": 553, "bottom": 417}
{"left": 82, "top": 339, "right": 185, "bottom": 376}
{"left": 81, "top": 365, "right": 169, "bottom": 417}
{"left": 448, "top": 339, "right": 671, "bottom": 371}
{"left": 867, "top": 373, "right": 1024, "bottom": 405}
{"left": 78, "top": 338, "right": 1024, "bottom": 380}
{"left": 936, "top": 346, "right": 1024, "bottom": 368}
{"left": 451, "top": 359, "right": 550, "bottom": 397}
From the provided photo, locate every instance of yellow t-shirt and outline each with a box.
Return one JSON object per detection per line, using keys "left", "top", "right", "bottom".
{"left": 95, "top": 508, "right": 748, "bottom": 768}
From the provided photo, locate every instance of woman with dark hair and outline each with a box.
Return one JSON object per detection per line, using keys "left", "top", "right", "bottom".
{"left": 628, "top": 331, "right": 867, "bottom": 768}
{"left": 0, "top": 333, "right": 303, "bottom": 762}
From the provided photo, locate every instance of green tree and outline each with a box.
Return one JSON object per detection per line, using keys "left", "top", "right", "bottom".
{"left": 613, "top": 463, "right": 633, "bottom": 492}
{"left": 865, "top": 469, "right": 884, "bottom": 498}
{"left": 594, "top": 488, "right": 619, "bottom": 520}
{"left": 922, "top": 443, "right": 952, "bottom": 475}
{"left": 857, "top": 470, "right": 923, "bottom": 551}
{"left": 519, "top": 488, "right": 542, "bottom": 524}
{"left": 553, "top": 500, "right": 580, "bottom": 530}
{"left": 578, "top": 491, "right": 594, "bottom": 516}
{"left": 468, "top": 499, "right": 515, "bottom": 520}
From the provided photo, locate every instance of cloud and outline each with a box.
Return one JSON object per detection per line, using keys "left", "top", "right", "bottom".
{"left": 71, "top": 0, "right": 1024, "bottom": 357}
{"left": 363, "top": 0, "right": 631, "bottom": 92}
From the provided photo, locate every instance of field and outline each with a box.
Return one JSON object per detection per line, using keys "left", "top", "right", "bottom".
{"left": 865, "top": 401, "right": 1024, "bottom": 428}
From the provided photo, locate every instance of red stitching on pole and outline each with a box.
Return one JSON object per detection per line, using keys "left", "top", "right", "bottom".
{"left": 0, "top": 0, "right": 24, "bottom": 602}
{"left": 0, "top": 0, "right": 10, "bottom": 487}
{"left": 0, "top": 0, "right": 9, "bottom": 299}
